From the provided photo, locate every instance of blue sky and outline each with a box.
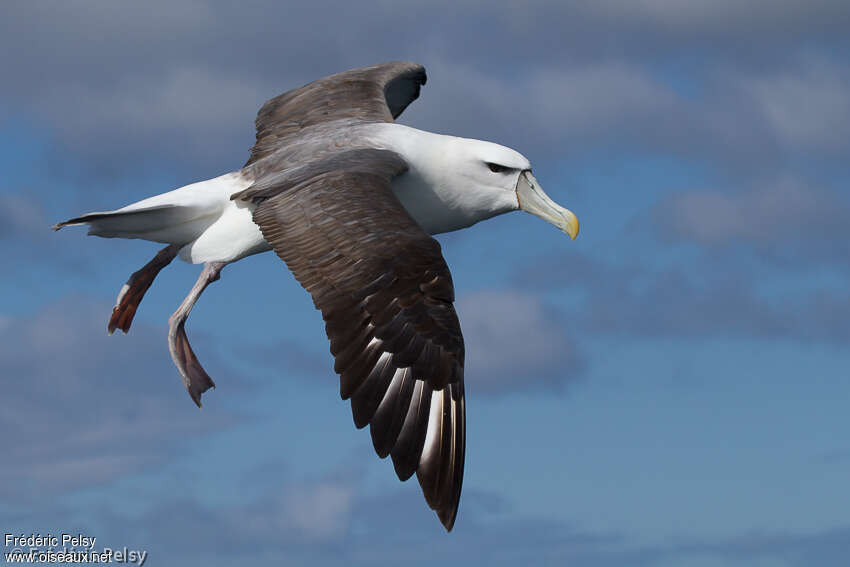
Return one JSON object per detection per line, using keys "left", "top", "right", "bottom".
{"left": 2, "top": 1, "right": 849, "bottom": 565}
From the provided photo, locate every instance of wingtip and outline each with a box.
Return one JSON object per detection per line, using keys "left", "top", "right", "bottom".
{"left": 439, "top": 509, "right": 457, "bottom": 532}
{"left": 190, "top": 383, "right": 216, "bottom": 409}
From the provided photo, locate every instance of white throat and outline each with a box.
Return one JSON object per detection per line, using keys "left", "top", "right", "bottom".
{"left": 362, "top": 123, "right": 520, "bottom": 235}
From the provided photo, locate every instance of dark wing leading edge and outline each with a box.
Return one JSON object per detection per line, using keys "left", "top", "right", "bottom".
{"left": 244, "top": 149, "right": 466, "bottom": 531}
{"left": 245, "top": 61, "right": 427, "bottom": 166}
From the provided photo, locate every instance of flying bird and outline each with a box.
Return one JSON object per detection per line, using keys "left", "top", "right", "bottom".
{"left": 54, "top": 61, "right": 579, "bottom": 531}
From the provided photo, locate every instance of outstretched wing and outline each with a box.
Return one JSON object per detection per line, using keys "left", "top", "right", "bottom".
{"left": 246, "top": 149, "right": 465, "bottom": 530}
{"left": 246, "top": 61, "right": 427, "bottom": 166}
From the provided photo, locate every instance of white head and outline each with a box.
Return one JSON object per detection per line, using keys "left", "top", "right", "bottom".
{"left": 377, "top": 125, "right": 579, "bottom": 237}
{"left": 436, "top": 136, "right": 580, "bottom": 238}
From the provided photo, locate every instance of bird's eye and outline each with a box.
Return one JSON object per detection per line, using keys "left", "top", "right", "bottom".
{"left": 487, "top": 162, "right": 508, "bottom": 173}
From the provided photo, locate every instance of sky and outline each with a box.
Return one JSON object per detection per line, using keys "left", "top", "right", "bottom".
{"left": 2, "top": 1, "right": 849, "bottom": 565}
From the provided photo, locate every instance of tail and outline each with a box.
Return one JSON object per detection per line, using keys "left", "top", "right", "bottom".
{"left": 54, "top": 204, "right": 221, "bottom": 244}
{"left": 53, "top": 172, "right": 250, "bottom": 243}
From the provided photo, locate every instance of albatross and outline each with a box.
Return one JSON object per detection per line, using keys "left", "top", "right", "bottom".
{"left": 54, "top": 61, "right": 579, "bottom": 531}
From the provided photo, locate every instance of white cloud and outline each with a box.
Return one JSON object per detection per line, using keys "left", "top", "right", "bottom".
{"left": 528, "top": 64, "right": 679, "bottom": 137}
{"left": 0, "top": 296, "right": 237, "bottom": 500}
{"left": 36, "top": 65, "right": 272, "bottom": 169}
{"left": 598, "top": 0, "right": 850, "bottom": 37}
{"left": 743, "top": 57, "right": 850, "bottom": 152}
{"left": 1, "top": 0, "right": 846, "bottom": 182}
{"left": 654, "top": 177, "right": 850, "bottom": 248}
{"left": 456, "top": 289, "right": 582, "bottom": 393}
{"left": 0, "top": 194, "right": 48, "bottom": 239}
{"left": 407, "top": 59, "right": 679, "bottom": 146}
{"left": 284, "top": 482, "right": 354, "bottom": 540}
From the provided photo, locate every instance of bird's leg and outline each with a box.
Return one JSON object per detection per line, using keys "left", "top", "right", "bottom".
{"left": 108, "top": 243, "right": 180, "bottom": 335}
{"left": 168, "top": 261, "right": 226, "bottom": 408}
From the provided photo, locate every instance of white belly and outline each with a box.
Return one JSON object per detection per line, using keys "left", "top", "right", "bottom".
{"left": 179, "top": 199, "right": 271, "bottom": 263}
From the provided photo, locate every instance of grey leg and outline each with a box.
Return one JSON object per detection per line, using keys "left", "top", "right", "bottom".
{"left": 108, "top": 243, "right": 180, "bottom": 335}
{"left": 168, "top": 261, "right": 226, "bottom": 408}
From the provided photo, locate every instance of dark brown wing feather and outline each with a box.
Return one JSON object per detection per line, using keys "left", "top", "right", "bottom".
{"left": 249, "top": 150, "right": 465, "bottom": 531}
{"left": 246, "top": 61, "right": 426, "bottom": 166}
